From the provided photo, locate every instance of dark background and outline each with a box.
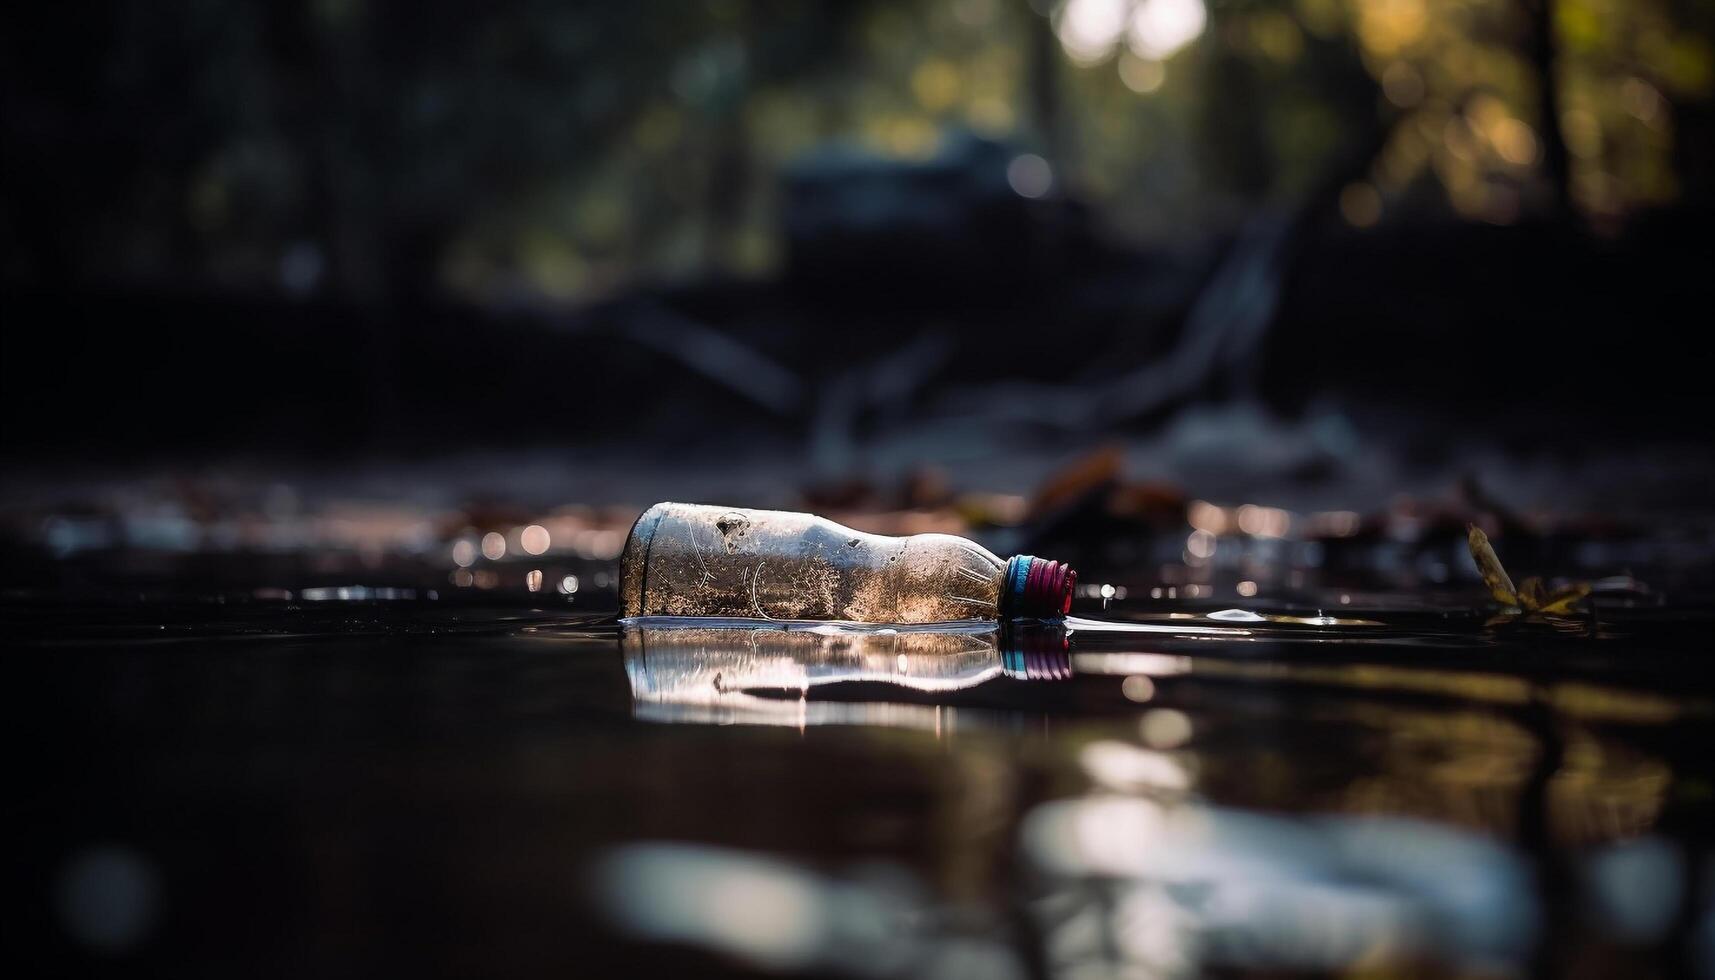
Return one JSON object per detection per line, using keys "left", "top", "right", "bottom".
{"left": 4, "top": 0, "right": 1712, "bottom": 475}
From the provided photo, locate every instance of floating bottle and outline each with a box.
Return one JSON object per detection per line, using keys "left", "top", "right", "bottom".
{"left": 619, "top": 502, "right": 1076, "bottom": 623}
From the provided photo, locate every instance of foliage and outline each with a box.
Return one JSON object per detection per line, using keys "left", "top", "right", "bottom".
{"left": 1466, "top": 523, "right": 1590, "bottom": 625}
{"left": 2, "top": 0, "right": 1709, "bottom": 302}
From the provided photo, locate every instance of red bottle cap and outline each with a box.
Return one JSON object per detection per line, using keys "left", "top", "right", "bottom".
{"left": 1003, "top": 555, "right": 1077, "bottom": 619}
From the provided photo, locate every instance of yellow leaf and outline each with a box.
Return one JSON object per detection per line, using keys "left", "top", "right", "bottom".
{"left": 1466, "top": 524, "right": 1518, "bottom": 606}
{"left": 1518, "top": 576, "right": 1547, "bottom": 611}
{"left": 1536, "top": 583, "right": 1591, "bottom": 616}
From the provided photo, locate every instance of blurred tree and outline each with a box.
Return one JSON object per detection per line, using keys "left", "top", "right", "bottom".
{"left": 2, "top": 0, "right": 1709, "bottom": 302}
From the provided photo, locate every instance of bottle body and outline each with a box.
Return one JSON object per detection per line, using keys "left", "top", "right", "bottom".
{"left": 619, "top": 502, "right": 1074, "bottom": 623}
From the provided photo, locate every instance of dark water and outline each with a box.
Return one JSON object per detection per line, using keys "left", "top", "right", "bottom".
{"left": 7, "top": 591, "right": 1713, "bottom": 978}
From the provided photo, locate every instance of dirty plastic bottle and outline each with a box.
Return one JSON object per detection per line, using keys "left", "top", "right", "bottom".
{"left": 619, "top": 502, "right": 1076, "bottom": 623}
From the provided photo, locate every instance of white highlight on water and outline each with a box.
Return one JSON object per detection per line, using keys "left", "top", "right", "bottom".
{"left": 1064, "top": 615, "right": 1251, "bottom": 637}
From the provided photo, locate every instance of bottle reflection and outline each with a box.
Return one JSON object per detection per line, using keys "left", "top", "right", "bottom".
{"left": 609, "top": 618, "right": 1692, "bottom": 977}
{"left": 621, "top": 621, "right": 1070, "bottom": 727}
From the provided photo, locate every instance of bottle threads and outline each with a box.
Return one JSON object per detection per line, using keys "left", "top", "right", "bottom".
{"left": 1003, "top": 555, "right": 1077, "bottom": 619}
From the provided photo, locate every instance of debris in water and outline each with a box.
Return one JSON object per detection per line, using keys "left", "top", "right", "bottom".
{"left": 1467, "top": 523, "right": 1591, "bottom": 625}
{"left": 619, "top": 502, "right": 1076, "bottom": 623}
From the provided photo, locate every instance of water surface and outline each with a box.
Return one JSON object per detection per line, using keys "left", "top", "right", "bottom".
{"left": 8, "top": 591, "right": 1712, "bottom": 977}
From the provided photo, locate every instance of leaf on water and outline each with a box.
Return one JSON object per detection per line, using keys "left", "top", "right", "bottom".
{"left": 1466, "top": 522, "right": 1590, "bottom": 622}
{"left": 1534, "top": 582, "right": 1592, "bottom": 616}
{"left": 1517, "top": 576, "right": 1546, "bottom": 609}
{"left": 1466, "top": 524, "right": 1518, "bottom": 606}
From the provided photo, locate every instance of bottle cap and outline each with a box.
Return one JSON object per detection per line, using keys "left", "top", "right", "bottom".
{"left": 1002, "top": 555, "right": 1077, "bottom": 619}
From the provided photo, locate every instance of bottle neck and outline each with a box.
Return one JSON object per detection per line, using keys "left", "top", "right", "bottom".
{"left": 1001, "top": 555, "right": 1076, "bottom": 619}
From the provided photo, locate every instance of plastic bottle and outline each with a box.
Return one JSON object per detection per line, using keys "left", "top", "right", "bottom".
{"left": 619, "top": 502, "right": 1076, "bottom": 623}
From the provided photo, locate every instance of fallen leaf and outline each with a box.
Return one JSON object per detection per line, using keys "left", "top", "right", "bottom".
{"left": 1518, "top": 576, "right": 1546, "bottom": 609}
{"left": 1534, "top": 582, "right": 1591, "bottom": 616}
{"left": 1467, "top": 524, "right": 1518, "bottom": 606}
{"left": 1466, "top": 523, "right": 1590, "bottom": 623}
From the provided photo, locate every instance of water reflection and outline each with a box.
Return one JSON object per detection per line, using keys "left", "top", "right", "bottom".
{"left": 591, "top": 843, "right": 1026, "bottom": 980}
{"left": 1025, "top": 799, "right": 1538, "bottom": 975}
{"left": 592, "top": 816, "right": 1655, "bottom": 977}
{"left": 624, "top": 615, "right": 1704, "bottom": 728}
{"left": 621, "top": 619, "right": 1069, "bottom": 727}
{"left": 613, "top": 614, "right": 1709, "bottom": 977}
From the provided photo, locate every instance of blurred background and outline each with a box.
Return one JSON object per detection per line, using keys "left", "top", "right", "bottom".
{"left": 3, "top": 0, "right": 1715, "bottom": 593}
{"left": 5, "top": 0, "right": 1715, "bottom": 597}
